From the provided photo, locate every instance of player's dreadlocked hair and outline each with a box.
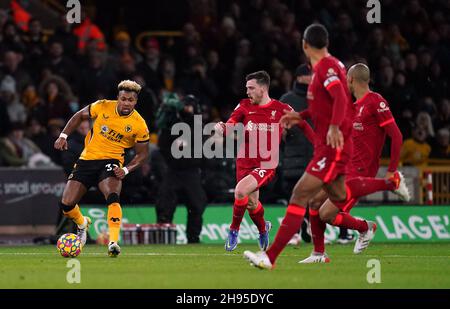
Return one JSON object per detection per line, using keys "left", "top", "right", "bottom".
{"left": 118, "top": 80, "right": 141, "bottom": 94}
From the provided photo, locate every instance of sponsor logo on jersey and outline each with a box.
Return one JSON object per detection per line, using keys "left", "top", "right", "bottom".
{"left": 377, "top": 101, "right": 390, "bottom": 113}
{"left": 100, "top": 125, "right": 124, "bottom": 143}
{"left": 246, "top": 120, "right": 275, "bottom": 132}
{"left": 353, "top": 122, "right": 364, "bottom": 131}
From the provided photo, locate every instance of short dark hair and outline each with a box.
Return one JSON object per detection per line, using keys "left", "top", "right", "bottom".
{"left": 245, "top": 70, "right": 270, "bottom": 86}
{"left": 303, "top": 23, "right": 329, "bottom": 49}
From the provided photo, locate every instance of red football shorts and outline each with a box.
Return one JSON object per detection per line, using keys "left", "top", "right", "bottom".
{"left": 306, "top": 141, "right": 352, "bottom": 183}
{"left": 236, "top": 167, "right": 276, "bottom": 189}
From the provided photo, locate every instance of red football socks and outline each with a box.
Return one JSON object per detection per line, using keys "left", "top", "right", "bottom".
{"left": 332, "top": 212, "right": 368, "bottom": 233}
{"left": 248, "top": 201, "right": 266, "bottom": 233}
{"left": 266, "top": 204, "right": 306, "bottom": 264}
{"left": 346, "top": 177, "right": 396, "bottom": 199}
{"left": 310, "top": 209, "right": 326, "bottom": 254}
{"left": 230, "top": 196, "right": 248, "bottom": 231}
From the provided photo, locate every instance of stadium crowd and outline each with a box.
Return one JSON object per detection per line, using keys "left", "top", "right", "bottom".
{"left": 0, "top": 0, "right": 449, "bottom": 203}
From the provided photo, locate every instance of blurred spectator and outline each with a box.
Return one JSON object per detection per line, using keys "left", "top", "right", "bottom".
{"left": 43, "top": 40, "right": 80, "bottom": 94}
{"left": 435, "top": 99, "right": 450, "bottom": 131}
{"left": 50, "top": 14, "right": 78, "bottom": 58}
{"left": 26, "top": 117, "right": 53, "bottom": 158}
{"left": 0, "top": 87, "right": 12, "bottom": 137}
{"left": 177, "top": 57, "right": 218, "bottom": 107}
{"left": 231, "top": 38, "right": 254, "bottom": 97}
{"left": 390, "top": 71, "right": 417, "bottom": 116}
{"left": 38, "top": 76, "right": 73, "bottom": 122}
{"left": 0, "top": 122, "right": 46, "bottom": 167}
{"left": 206, "top": 49, "right": 229, "bottom": 101}
{"left": 400, "top": 126, "right": 431, "bottom": 166}
{"left": 10, "top": 0, "right": 31, "bottom": 32}
{"left": 430, "top": 128, "right": 450, "bottom": 159}
{"left": 416, "top": 111, "right": 435, "bottom": 138}
{"left": 397, "top": 109, "right": 415, "bottom": 140}
{"left": 46, "top": 118, "right": 66, "bottom": 165}
{"left": 385, "top": 24, "right": 409, "bottom": 63}
{"left": 1, "top": 21, "right": 25, "bottom": 52}
{"left": 61, "top": 119, "right": 90, "bottom": 175}
{"left": 279, "top": 64, "right": 313, "bottom": 195}
{"left": 331, "top": 12, "right": 358, "bottom": 61}
{"left": 136, "top": 37, "right": 163, "bottom": 93}
{"left": 0, "top": 50, "right": 32, "bottom": 93}
{"left": 160, "top": 57, "right": 177, "bottom": 92}
{"left": 22, "top": 18, "right": 47, "bottom": 80}
{"left": 0, "top": 75, "right": 27, "bottom": 123}
{"left": 72, "top": 10, "right": 106, "bottom": 53}
{"left": 79, "top": 51, "right": 117, "bottom": 104}
{"left": 110, "top": 31, "right": 142, "bottom": 70}
{"left": 132, "top": 73, "right": 159, "bottom": 132}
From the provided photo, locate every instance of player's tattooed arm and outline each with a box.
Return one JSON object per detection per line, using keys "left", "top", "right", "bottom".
{"left": 54, "top": 106, "right": 90, "bottom": 151}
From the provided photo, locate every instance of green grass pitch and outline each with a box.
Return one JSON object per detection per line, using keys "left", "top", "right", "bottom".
{"left": 0, "top": 243, "right": 449, "bottom": 288}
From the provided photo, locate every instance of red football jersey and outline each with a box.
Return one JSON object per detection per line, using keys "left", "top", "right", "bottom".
{"left": 227, "top": 98, "right": 293, "bottom": 170}
{"left": 306, "top": 55, "right": 354, "bottom": 146}
{"left": 350, "top": 91, "right": 395, "bottom": 176}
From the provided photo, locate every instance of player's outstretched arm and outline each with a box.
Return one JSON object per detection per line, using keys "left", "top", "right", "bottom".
{"left": 54, "top": 106, "right": 90, "bottom": 151}
{"left": 280, "top": 110, "right": 302, "bottom": 129}
{"left": 114, "top": 142, "right": 149, "bottom": 180}
{"left": 298, "top": 120, "right": 316, "bottom": 144}
{"left": 383, "top": 121, "right": 403, "bottom": 178}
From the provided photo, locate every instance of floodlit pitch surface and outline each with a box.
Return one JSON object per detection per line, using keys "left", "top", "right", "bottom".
{"left": 0, "top": 243, "right": 449, "bottom": 288}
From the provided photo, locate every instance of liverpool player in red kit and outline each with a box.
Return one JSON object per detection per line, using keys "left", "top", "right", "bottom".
{"left": 299, "top": 63, "right": 410, "bottom": 263}
{"left": 215, "top": 71, "right": 313, "bottom": 252}
{"left": 244, "top": 24, "right": 375, "bottom": 269}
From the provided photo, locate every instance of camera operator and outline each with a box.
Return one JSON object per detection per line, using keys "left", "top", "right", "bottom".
{"left": 155, "top": 92, "right": 207, "bottom": 243}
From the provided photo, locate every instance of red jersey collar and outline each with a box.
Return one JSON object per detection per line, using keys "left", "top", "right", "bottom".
{"left": 312, "top": 54, "right": 332, "bottom": 71}
{"left": 257, "top": 99, "right": 275, "bottom": 108}
{"left": 354, "top": 91, "right": 372, "bottom": 105}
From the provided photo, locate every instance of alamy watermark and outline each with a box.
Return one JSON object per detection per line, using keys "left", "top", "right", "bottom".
{"left": 66, "top": 0, "right": 81, "bottom": 24}
{"left": 170, "top": 116, "right": 280, "bottom": 170}
{"left": 366, "top": 0, "right": 381, "bottom": 24}
{"left": 366, "top": 259, "right": 381, "bottom": 284}
{"left": 66, "top": 259, "right": 81, "bottom": 284}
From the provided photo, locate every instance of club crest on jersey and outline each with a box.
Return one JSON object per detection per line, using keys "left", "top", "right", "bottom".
{"left": 358, "top": 105, "right": 365, "bottom": 116}
{"left": 125, "top": 125, "right": 132, "bottom": 133}
{"left": 270, "top": 110, "right": 277, "bottom": 119}
{"left": 102, "top": 113, "right": 109, "bottom": 120}
{"left": 101, "top": 125, "right": 109, "bottom": 133}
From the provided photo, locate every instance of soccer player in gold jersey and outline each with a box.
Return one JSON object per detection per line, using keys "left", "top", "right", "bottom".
{"left": 54, "top": 80, "right": 150, "bottom": 257}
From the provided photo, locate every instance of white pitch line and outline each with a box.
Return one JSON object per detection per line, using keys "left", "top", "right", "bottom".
{"left": 0, "top": 252, "right": 234, "bottom": 257}
{"left": 0, "top": 252, "right": 448, "bottom": 258}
